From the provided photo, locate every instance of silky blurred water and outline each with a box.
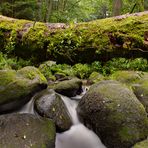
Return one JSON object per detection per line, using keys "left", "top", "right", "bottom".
{"left": 56, "top": 90, "right": 106, "bottom": 148}
{"left": 56, "top": 124, "right": 106, "bottom": 148}
{"left": 17, "top": 87, "right": 106, "bottom": 148}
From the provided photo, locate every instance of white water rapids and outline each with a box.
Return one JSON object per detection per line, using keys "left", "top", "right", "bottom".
{"left": 17, "top": 86, "right": 106, "bottom": 148}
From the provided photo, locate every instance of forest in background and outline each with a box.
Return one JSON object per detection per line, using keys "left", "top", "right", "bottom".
{"left": 0, "top": 0, "right": 148, "bottom": 23}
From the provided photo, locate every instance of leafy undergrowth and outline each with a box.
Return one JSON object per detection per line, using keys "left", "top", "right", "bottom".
{"left": 39, "top": 58, "right": 148, "bottom": 79}
{"left": 0, "top": 52, "right": 32, "bottom": 70}
{"left": 1, "top": 51, "right": 147, "bottom": 79}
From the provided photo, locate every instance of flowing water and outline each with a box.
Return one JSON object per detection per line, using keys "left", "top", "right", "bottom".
{"left": 17, "top": 97, "right": 35, "bottom": 114}
{"left": 17, "top": 87, "right": 106, "bottom": 148}
{"left": 56, "top": 94, "right": 106, "bottom": 148}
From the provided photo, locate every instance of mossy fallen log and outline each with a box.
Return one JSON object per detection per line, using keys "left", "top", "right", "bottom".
{"left": 0, "top": 12, "right": 148, "bottom": 64}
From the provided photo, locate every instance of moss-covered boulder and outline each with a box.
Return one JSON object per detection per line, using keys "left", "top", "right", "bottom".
{"left": 34, "top": 89, "right": 72, "bottom": 132}
{"left": 133, "top": 139, "right": 148, "bottom": 148}
{"left": 54, "top": 72, "right": 67, "bottom": 80}
{"left": 52, "top": 78, "right": 82, "bottom": 97}
{"left": 87, "top": 72, "right": 105, "bottom": 84}
{"left": 0, "top": 66, "right": 47, "bottom": 113}
{"left": 0, "top": 113, "right": 55, "bottom": 148}
{"left": 110, "top": 71, "right": 148, "bottom": 112}
{"left": 77, "top": 80, "right": 148, "bottom": 148}
{"left": 110, "top": 71, "right": 144, "bottom": 84}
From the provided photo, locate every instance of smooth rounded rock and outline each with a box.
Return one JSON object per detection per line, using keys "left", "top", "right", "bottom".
{"left": 53, "top": 78, "right": 82, "bottom": 97}
{"left": 77, "top": 80, "right": 148, "bottom": 148}
{"left": 35, "top": 89, "right": 72, "bottom": 132}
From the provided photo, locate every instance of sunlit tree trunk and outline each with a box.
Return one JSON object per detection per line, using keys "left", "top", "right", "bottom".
{"left": 46, "top": 0, "right": 53, "bottom": 22}
{"left": 113, "top": 0, "right": 122, "bottom": 16}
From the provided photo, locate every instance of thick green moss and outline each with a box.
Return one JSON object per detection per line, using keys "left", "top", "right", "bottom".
{"left": 0, "top": 66, "right": 47, "bottom": 112}
{"left": 0, "top": 12, "right": 148, "bottom": 64}
{"left": 110, "top": 70, "right": 143, "bottom": 84}
{"left": 88, "top": 71, "right": 105, "bottom": 84}
{"left": 17, "top": 66, "right": 47, "bottom": 83}
{"left": 133, "top": 139, "right": 148, "bottom": 148}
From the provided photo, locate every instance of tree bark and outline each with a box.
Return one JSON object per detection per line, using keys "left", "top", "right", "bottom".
{"left": 113, "top": 0, "right": 122, "bottom": 16}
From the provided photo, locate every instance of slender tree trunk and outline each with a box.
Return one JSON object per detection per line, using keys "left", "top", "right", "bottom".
{"left": 113, "top": 0, "right": 122, "bottom": 16}
{"left": 47, "top": 0, "right": 53, "bottom": 22}
{"left": 37, "top": 0, "right": 42, "bottom": 21}
{"left": 137, "top": 0, "right": 144, "bottom": 12}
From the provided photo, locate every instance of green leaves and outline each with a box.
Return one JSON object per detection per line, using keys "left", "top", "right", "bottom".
{"left": 103, "top": 58, "right": 148, "bottom": 75}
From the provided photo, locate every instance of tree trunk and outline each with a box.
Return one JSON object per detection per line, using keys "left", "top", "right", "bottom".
{"left": 113, "top": 0, "right": 122, "bottom": 16}
{"left": 0, "top": 11, "right": 148, "bottom": 64}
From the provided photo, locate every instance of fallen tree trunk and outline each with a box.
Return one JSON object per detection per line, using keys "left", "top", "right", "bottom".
{"left": 0, "top": 12, "right": 148, "bottom": 64}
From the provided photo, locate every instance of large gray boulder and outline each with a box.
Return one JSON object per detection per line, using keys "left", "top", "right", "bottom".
{"left": 0, "top": 113, "right": 55, "bottom": 148}
{"left": 77, "top": 80, "right": 148, "bottom": 148}
{"left": 0, "top": 66, "right": 47, "bottom": 113}
{"left": 35, "top": 89, "right": 72, "bottom": 132}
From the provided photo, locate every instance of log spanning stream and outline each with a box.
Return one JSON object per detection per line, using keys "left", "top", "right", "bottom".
{"left": 16, "top": 87, "right": 106, "bottom": 148}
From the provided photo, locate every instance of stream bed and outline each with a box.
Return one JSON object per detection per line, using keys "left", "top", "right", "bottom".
{"left": 16, "top": 87, "right": 106, "bottom": 148}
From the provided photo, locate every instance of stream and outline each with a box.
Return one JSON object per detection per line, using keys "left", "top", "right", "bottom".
{"left": 16, "top": 86, "right": 106, "bottom": 148}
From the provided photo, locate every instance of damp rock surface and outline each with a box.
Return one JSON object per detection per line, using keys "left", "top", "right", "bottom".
{"left": 35, "top": 89, "right": 72, "bottom": 132}
{"left": 52, "top": 78, "right": 82, "bottom": 97}
{"left": 0, "top": 113, "right": 56, "bottom": 148}
{"left": 77, "top": 80, "right": 148, "bottom": 148}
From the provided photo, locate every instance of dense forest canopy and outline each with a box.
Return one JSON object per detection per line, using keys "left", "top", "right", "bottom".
{"left": 0, "top": 0, "right": 148, "bottom": 23}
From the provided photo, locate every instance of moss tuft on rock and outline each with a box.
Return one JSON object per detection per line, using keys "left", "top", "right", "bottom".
{"left": 133, "top": 139, "right": 148, "bottom": 148}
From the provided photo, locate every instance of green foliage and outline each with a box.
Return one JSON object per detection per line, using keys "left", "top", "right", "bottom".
{"left": 48, "top": 28, "right": 82, "bottom": 63}
{"left": 5, "top": 30, "right": 17, "bottom": 54}
{"left": 91, "top": 61, "right": 102, "bottom": 72}
{"left": 0, "top": 52, "right": 32, "bottom": 70}
{"left": 72, "top": 61, "right": 102, "bottom": 79}
{"left": 39, "top": 62, "right": 93, "bottom": 79}
{"left": 72, "top": 63, "right": 92, "bottom": 79}
{"left": 0, "top": 0, "right": 37, "bottom": 20}
{"left": 0, "top": 0, "right": 147, "bottom": 23}
{"left": 39, "top": 62, "right": 74, "bottom": 79}
{"left": 103, "top": 58, "right": 148, "bottom": 75}
{"left": 39, "top": 58, "right": 148, "bottom": 80}
{"left": 0, "top": 52, "right": 12, "bottom": 69}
